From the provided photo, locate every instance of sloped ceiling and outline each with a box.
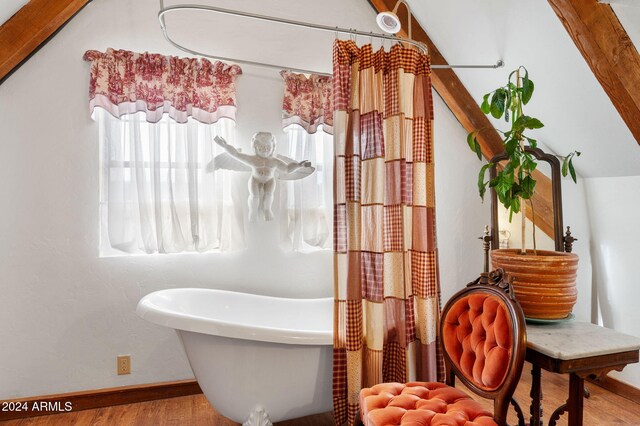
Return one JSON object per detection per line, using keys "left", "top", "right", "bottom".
{"left": 0, "top": 0, "right": 27, "bottom": 24}
{"left": 406, "top": 0, "right": 640, "bottom": 178}
{"left": 2, "top": 0, "right": 640, "bottom": 178}
{"left": 612, "top": 3, "right": 640, "bottom": 48}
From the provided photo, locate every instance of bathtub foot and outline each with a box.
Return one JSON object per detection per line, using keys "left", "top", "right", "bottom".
{"left": 242, "top": 405, "right": 272, "bottom": 426}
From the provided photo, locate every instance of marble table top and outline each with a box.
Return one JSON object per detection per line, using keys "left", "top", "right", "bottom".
{"left": 526, "top": 320, "right": 640, "bottom": 360}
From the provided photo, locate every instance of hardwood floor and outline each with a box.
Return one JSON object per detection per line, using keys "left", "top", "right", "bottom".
{"left": 3, "top": 363, "right": 639, "bottom": 425}
{"left": 0, "top": 395, "right": 333, "bottom": 426}
{"left": 460, "top": 363, "right": 640, "bottom": 425}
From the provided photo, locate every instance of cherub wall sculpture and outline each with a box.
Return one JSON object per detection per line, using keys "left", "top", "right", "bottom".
{"left": 207, "top": 132, "right": 314, "bottom": 222}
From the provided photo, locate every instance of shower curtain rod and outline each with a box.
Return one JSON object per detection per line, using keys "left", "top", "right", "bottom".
{"left": 158, "top": 2, "right": 504, "bottom": 75}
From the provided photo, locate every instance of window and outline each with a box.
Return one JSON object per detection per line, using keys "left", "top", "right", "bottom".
{"left": 279, "top": 125, "right": 333, "bottom": 251}
{"left": 98, "top": 110, "right": 245, "bottom": 255}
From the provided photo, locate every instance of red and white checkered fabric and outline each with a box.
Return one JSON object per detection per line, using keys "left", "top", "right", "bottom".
{"left": 332, "top": 39, "right": 442, "bottom": 426}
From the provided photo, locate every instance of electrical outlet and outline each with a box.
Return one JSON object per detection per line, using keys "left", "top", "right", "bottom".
{"left": 117, "top": 355, "right": 131, "bottom": 375}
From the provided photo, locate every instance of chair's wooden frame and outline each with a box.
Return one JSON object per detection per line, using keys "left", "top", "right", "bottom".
{"left": 440, "top": 269, "right": 527, "bottom": 426}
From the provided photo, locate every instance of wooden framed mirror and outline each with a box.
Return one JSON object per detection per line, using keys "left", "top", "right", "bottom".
{"left": 489, "top": 147, "right": 565, "bottom": 252}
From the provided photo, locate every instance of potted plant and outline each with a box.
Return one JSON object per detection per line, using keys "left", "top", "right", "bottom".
{"left": 467, "top": 66, "right": 580, "bottom": 320}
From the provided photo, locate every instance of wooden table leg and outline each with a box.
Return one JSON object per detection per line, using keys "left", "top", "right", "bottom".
{"left": 568, "top": 373, "right": 584, "bottom": 426}
{"left": 529, "top": 364, "right": 543, "bottom": 426}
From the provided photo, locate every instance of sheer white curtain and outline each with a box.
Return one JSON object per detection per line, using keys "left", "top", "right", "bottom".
{"left": 279, "top": 125, "right": 333, "bottom": 252}
{"left": 98, "top": 109, "right": 245, "bottom": 254}
{"left": 279, "top": 71, "right": 333, "bottom": 251}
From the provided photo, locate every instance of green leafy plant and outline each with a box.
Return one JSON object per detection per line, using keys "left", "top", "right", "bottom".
{"left": 468, "top": 66, "right": 580, "bottom": 252}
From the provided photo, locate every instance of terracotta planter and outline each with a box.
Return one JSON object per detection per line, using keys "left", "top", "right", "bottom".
{"left": 490, "top": 249, "right": 579, "bottom": 320}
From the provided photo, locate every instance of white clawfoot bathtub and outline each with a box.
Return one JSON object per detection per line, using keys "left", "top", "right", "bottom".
{"left": 136, "top": 288, "right": 333, "bottom": 425}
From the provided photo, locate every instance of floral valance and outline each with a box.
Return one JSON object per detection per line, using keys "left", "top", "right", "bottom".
{"left": 281, "top": 70, "right": 333, "bottom": 135}
{"left": 83, "top": 48, "right": 242, "bottom": 124}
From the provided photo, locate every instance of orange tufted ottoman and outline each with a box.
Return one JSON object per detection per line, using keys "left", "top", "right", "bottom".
{"left": 359, "top": 381, "right": 497, "bottom": 426}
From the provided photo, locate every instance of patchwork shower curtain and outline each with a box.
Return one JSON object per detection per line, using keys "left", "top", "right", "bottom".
{"left": 332, "top": 40, "right": 444, "bottom": 425}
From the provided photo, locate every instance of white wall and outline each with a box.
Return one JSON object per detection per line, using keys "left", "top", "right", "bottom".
{"left": 0, "top": 0, "right": 485, "bottom": 398}
{"left": 561, "top": 179, "right": 593, "bottom": 322}
{"left": 432, "top": 95, "right": 490, "bottom": 303}
{"left": 0, "top": 0, "right": 27, "bottom": 26}
{"left": 585, "top": 176, "right": 640, "bottom": 387}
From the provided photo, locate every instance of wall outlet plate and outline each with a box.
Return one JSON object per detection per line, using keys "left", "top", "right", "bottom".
{"left": 117, "top": 355, "right": 131, "bottom": 375}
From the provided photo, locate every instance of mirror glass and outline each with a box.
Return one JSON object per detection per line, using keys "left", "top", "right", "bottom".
{"left": 495, "top": 158, "right": 556, "bottom": 251}
{"left": 492, "top": 150, "right": 562, "bottom": 250}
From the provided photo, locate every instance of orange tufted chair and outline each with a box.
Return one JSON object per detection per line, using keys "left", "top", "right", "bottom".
{"left": 359, "top": 270, "right": 526, "bottom": 426}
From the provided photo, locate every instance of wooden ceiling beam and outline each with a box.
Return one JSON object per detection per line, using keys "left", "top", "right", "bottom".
{"left": 0, "top": 0, "right": 89, "bottom": 83}
{"left": 369, "top": 0, "right": 557, "bottom": 241}
{"left": 548, "top": 0, "right": 640, "bottom": 145}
